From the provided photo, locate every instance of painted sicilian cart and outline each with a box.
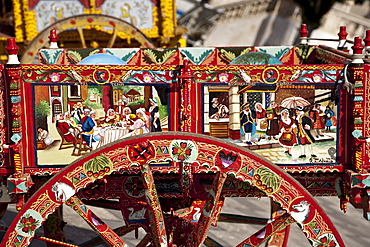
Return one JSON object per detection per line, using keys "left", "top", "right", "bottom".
{"left": 1, "top": 0, "right": 183, "bottom": 64}
{"left": 0, "top": 25, "right": 369, "bottom": 246}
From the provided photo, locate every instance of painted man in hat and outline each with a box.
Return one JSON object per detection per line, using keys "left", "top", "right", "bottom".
{"left": 115, "top": 99, "right": 126, "bottom": 120}
{"left": 295, "top": 106, "right": 316, "bottom": 159}
{"left": 81, "top": 108, "right": 91, "bottom": 125}
{"left": 240, "top": 103, "right": 255, "bottom": 145}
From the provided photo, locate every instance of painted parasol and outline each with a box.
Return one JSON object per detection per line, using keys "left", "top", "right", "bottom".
{"left": 280, "top": 96, "right": 310, "bottom": 109}
{"left": 78, "top": 53, "right": 127, "bottom": 65}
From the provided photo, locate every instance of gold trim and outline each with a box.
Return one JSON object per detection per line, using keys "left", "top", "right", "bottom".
{"left": 93, "top": 68, "right": 111, "bottom": 85}
{"left": 262, "top": 67, "right": 280, "bottom": 84}
{"left": 13, "top": 0, "right": 24, "bottom": 42}
{"left": 18, "top": 0, "right": 172, "bottom": 42}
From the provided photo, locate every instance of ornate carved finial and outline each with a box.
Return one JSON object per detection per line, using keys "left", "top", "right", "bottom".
{"left": 180, "top": 58, "right": 192, "bottom": 80}
{"left": 5, "top": 38, "right": 20, "bottom": 64}
{"left": 364, "top": 30, "right": 370, "bottom": 58}
{"left": 351, "top": 37, "right": 364, "bottom": 64}
{"left": 337, "top": 26, "right": 348, "bottom": 51}
{"left": 48, "top": 29, "right": 59, "bottom": 48}
{"left": 299, "top": 24, "right": 309, "bottom": 45}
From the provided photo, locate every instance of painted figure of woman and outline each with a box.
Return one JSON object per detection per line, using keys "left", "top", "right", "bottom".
{"left": 129, "top": 109, "right": 149, "bottom": 134}
{"left": 104, "top": 108, "right": 119, "bottom": 125}
{"left": 278, "top": 109, "right": 297, "bottom": 156}
{"left": 37, "top": 127, "right": 54, "bottom": 146}
{"left": 324, "top": 106, "right": 335, "bottom": 131}
{"left": 255, "top": 103, "right": 267, "bottom": 141}
{"left": 149, "top": 98, "right": 162, "bottom": 132}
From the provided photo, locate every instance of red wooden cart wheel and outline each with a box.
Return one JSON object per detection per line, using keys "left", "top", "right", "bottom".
{"left": 0, "top": 132, "right": 345, "bottom": 247}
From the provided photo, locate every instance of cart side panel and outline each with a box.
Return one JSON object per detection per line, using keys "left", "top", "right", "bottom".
{"left": 19, "top": 64, "right": 178, "bottom": 169}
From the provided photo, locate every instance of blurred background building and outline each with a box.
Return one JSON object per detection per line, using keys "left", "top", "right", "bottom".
{"left": 177, "top": 0, "right": 370, "bottom": 47}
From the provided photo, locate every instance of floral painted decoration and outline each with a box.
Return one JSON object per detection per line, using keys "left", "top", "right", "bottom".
{"left": 314, "top": 233, "right": 338, "bottom": 247}
{"left": 15, "top": 209, "right": 43, "bottom": 237}
{"left": 170, "top": 140, "right": 198, "bottom": 163}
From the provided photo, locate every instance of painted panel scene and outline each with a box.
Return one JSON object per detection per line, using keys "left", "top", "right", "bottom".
{"left": 35, "top": 84, "right": 168, "bottom": 166}
{"left": 205, "top": 84, "right": 337, "bottom": 165}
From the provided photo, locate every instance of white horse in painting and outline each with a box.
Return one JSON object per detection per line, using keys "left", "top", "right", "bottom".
{"left": 51, "top": 182, "right": 75, "bottom": 202}
{"left": 291, "top": 201, "right": 310, "bottom": 224}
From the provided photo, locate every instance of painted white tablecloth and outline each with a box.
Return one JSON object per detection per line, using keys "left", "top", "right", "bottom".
{"left": 96, "top": 128, "right": 129, "bottom": 149}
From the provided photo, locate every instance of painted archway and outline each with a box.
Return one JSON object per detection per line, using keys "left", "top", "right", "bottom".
{"left": 21, "top": 14, "right": 155, "bottom": 64}
{"left": 1, "top": 132, "right": 345, "bottom": 246}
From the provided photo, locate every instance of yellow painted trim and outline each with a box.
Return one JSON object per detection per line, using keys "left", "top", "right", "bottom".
{"left": 13, "top": 0, "right": 24, "bottom": 42}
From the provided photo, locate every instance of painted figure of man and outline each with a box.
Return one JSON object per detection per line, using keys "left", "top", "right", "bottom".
{"left": 82, "top": 111, "right": 101, "bottom": 147}
{"left": 240, "top": 103, "right": 255, "bottom": 145}
{"left": 115, "top": 100, "right": 126, "bottom": 120}
{"left": 56, "top": 114, "right": 75, "bottom": 143}
{"left": 265, "top": 101, "right": 281, "bottom": 140}
{"left": 295, "top": 106, "right": 316, "bottom": 159}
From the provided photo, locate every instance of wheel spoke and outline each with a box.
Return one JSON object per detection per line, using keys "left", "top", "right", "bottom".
{"left": 266, "top": 200, "right": 290, "bottom": 247}
{"left": 107, "top": 27, "right": 118, "bottom": 48}
{"left": 66, "top": 196, "right": 127, "bottom": 247}
{"left": 204, "top": 236, "right": 223, "bottom": 247}
{"left": 236, "top": 213, "right": 295, "bottom": 247}
{"left": 34, "top": 235, "right": 79, "bottom": 247}
{"left": 189, "top": 172, "right": 227, "bottom": 246}
{"left": 218, "top": 213, "right": 269, "bottom": 225}
{"left": 141, "top": 163, "right": 168, "bottom": 246}
{"left": 79, "top": 225, "right": 139, "bottom": 246}
{"left": 0, "top": 204, "right": 8, "bottom": 220}
{"left": 76, "top": 26, "right": 87, "bottom": 48}
{"left": 136, "top": 233, "right": 151, "bottom": 247}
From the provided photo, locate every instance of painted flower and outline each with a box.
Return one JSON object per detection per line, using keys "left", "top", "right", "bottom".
{"left": 49, "top": 72, "right": 60, "bottom": 82}
{"left": 218, "top": 73, "right": 229, "bottom": 83}
{"left": 19, "top": 215, "right": 39, "bottom": 234}
{"left": 312, "top": 70, "right": 323, "bottom": 82}
{"left": 172, "top": 142, "right": 192, "bottom": 161}
{"left": 314, "top": 234, "right": 338, "bottom": 247}
{"left": 316, "top": 236, "right": 336, "bottom": 247}
{"left": 125, "top": 176, "right": 145, "bottom": 197}
{"left": 143, "top": 73, "right": 153, "bottom": 83}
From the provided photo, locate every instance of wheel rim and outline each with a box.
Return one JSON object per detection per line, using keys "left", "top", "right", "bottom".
{"left": 1, "top": 132, "right": 345, "bottom": 247}
{"left": 21, "top": 14, "right": 155, "bottom": 64}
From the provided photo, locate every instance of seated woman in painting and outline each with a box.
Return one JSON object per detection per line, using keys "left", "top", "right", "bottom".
{"left": 104, "top": 108, "right": 119, "bottom": 125}
{"left": 71, "top": 107, "right": 83, "bottom": 125}
{"left": 37, "top": 127, "right": 54, "bottom": 146}
{"left": 64, "top": 111, "right": 77, "bottom": 128}
{"left": 126, "top": 109, "right": 149, "bottom": 136}
{"left": 121, "top": 107, "right": 135, "bottom": 126}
